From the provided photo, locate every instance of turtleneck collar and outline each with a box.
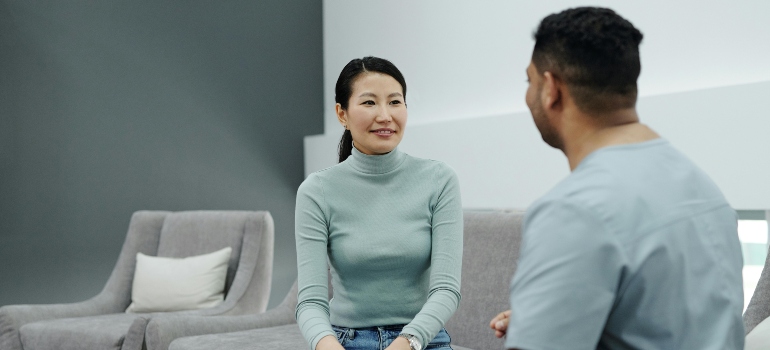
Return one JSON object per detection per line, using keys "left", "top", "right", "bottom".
{"left": 347, "top": 145, "right": 406, "bottom": 174}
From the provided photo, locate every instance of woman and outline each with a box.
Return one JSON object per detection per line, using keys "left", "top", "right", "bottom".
{"left": 295, "top": 56, "right": 463, "bottom": 350}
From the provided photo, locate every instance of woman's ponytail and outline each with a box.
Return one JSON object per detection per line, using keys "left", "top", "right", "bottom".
{"left": 338, "top": 129, "right": 353, "bottom": 163}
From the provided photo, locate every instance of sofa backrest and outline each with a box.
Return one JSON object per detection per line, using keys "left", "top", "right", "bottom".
{"left": 445, "top": 209, "right": 525, "bottom": 350}
{"left": 156, "top": 211, "right": 255, "bottom": 294}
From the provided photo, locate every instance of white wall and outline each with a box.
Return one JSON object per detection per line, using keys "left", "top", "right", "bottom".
{"left": 308, "top": 0, "right": 770, "bottom": 210}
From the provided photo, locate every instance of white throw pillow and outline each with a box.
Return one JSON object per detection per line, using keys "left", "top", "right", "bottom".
{"left": 126, "top": 247, "right": 232, "bottom": 313}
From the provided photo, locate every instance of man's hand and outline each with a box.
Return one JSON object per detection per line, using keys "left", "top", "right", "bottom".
{"left": 316, "top": 335, "right": 345, "bottom": 350}
{"left": 489, "top": 310, "right": 511, "bottom": 338}
{"left": 384, "top": 336, "right": 412, "bottom": 350}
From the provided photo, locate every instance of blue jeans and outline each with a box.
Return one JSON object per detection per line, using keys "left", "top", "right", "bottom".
{"left": 331, "top": 324, "right": 452, "bottom": 350}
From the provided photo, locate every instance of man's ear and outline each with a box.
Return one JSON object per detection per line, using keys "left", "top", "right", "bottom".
{"left": 542, "top": 71, "right": 563, "bottom": 113}
{"left": 336, "top": 103, "right": 347, "bottom": 128}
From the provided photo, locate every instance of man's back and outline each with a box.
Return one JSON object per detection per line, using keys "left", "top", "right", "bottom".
{"left": 506, "top": 139, "right": 744, "bottom": 350}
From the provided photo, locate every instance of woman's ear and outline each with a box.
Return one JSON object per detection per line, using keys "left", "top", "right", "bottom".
{"left": 336, "top": 103, "right": 347, "bottom": 129}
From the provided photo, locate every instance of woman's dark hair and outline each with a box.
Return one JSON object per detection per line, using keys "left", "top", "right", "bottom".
{"left": 335, "top": 56, "right": 407, "bottom": 163}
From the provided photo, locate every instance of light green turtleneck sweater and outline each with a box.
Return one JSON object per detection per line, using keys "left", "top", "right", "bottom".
{"left": 294, "top": 147, "right": 463, "bottom": 350}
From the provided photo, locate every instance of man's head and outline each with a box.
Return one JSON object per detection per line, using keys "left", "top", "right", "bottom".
{"left": 526, "top": 7, "right": 643, "bottom": 148}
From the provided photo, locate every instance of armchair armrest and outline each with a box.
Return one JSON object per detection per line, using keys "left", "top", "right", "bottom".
{"left": 142, "top": 304, "right": 296, "bottom": 350}
{"left": 0, "top": 294, "right": 124, "bottom": 350}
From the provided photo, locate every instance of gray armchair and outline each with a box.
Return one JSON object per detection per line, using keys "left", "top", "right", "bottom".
{"left": 742, "top": 210, "right": 770, "bottom": 349}
{"left": 0, "top": 210, "right": 274, "bottom": 350}
{"left": 163, "top": 209, "right": 524, "bottom": 350}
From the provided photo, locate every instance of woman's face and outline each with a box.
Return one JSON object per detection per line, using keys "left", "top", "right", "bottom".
{"left": 336, "top": 72, "right": 407, "bottom": 155}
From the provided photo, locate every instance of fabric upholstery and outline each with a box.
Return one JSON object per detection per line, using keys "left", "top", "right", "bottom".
{"left": 19, "top": 314, "right": 141, "bottom": 350}
{"left": 445, "top": 209, "right": 524, "bottom": 350}
{"left": 157, "top": 211, "right": 247, "bottom": 293}
{"left": 127, "top": 247, "right": 232, "bottom": 313}
{"left": 169, "top": 324, "right": 305, "bottom": 350}
{"left": 199, "top": 210, "right": 274, "bottom": 317}
{"left": 144, "top": 281, "right": 298, "bottom": 350}
{"left": 0, "top": 210, "right": 274, "bottom": 350}
{"left": 743, "top": 210, "right": 770, "bottom": 336}
{"left": 165, "top": 210, "right": 524, "bottom": 350}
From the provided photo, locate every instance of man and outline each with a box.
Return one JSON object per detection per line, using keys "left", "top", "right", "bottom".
{"left": 489, "top": 7, "right": 745, "bottom": 349}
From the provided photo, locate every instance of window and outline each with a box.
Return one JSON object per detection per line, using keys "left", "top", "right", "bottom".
{"left": 739, "top": 218, "right": 769, "bottom": 312}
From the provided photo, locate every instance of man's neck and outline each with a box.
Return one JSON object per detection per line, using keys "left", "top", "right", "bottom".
{"left": 562, "top": 109, "right": 659, "bottom": 171}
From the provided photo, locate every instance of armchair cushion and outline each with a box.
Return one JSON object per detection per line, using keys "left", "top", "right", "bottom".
{"left": 169, "top": 324, "right": 306, "bottom": 350}
{"left": 140, "top": 280, "right": 298, "bottom": 350}
{"left": 19, "top": 314, "right": 141, "bottom": 350}
{"left": 127, "top": 247, "right": 232, "bottom": 313}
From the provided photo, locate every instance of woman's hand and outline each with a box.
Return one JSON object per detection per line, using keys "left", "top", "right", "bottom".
{"left": 384, "top": 336, "right": 412, "bottom": 350}
{"left": 489, "top": 309, "right": 511, "bottom": 338}
{"left": 316, "top": 335, "right": 345, "bottom": 350}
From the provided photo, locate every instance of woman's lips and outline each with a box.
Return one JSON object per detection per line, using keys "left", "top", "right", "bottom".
{"left": 371, "top": 129, "right": 395, "bottom": 137}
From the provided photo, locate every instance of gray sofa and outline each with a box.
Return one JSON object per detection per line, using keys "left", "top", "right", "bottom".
{"left": 0, "top": 210, "right": 275, "bottom": 350}
{"left": 152, "top": 209, "right": 524, "bottom": 350}
{"left": 742, "top": 210, "right": 770, "bottom": 349}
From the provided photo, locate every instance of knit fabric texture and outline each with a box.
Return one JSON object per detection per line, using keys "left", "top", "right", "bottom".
{"left": 294, "top": 147, "right": 463, "bottom": 350}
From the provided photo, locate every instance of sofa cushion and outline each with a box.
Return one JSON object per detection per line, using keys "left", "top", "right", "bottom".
{"left": 127, "top": 247, "right": 232, "bottom": 313}
{"left": 444, "top": 210, "right": 524, "bottom": 350}
{"left": 169, "top": 324, "right": 307, "bottom": 350}
{"left": 19, "top": 313, "right": 140, "bottom": 350}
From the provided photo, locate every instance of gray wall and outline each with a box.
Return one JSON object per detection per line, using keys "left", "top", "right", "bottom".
{"left": 0, "top": 1, "right": 322, "bottom": 308}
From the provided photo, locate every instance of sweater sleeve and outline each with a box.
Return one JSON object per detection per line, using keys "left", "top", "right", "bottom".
{"left": 294, "top": 174, "right": 335, "bottom": 350}
{"left": 401, "top": 164, "right": 463, "bottom": 345}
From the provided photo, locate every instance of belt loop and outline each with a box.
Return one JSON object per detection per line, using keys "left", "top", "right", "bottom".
{"left": 347, "top": 328, "right": 355, "bottom": 340}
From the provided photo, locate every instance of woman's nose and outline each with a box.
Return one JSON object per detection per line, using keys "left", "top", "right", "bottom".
{"left": 374, "top": 106, "right": 392, "bottom": 123}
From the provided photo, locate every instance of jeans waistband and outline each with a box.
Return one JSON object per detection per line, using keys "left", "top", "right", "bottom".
{"left": 332, "top": 324, "right": 407, "bottom": 332}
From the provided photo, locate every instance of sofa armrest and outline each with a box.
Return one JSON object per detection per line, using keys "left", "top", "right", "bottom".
{"left": 141, "top": 304, "right": 296, "bottom": 350}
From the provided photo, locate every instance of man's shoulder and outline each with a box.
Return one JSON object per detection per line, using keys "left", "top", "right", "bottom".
{"left": 527, "top": 151, "right": 657, "bottom": 238}
{"left": 534, "top": 164, "right": 616, "bottom": 210}
{"left": 525, "top": 175, "right": 615, "bottom": 240}
{"left": 530, "top": 139, "right": 732, "bottom": 241}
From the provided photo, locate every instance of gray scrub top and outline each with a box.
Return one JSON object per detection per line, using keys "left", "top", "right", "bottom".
{"left": 506, "top": 139, "right": 744, "bottom": 350}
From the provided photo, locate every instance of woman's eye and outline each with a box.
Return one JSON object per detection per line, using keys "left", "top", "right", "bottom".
{"left": 362, "top": 100, "right": 375, "bottom": 105}
{"left": 390, "top": 100, "right": 402, "bottom": 105}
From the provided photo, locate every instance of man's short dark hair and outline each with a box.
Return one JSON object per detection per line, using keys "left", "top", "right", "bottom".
{"left": 533, "top": 7, "right": 643, "bottom": 114}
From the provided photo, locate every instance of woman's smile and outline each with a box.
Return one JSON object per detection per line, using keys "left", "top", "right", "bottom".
{"left": 372, "top": 128, "right": 396, "bottom": 137}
